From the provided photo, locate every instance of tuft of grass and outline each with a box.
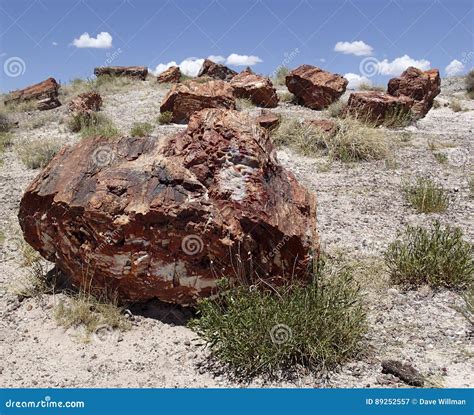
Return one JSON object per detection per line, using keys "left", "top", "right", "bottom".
{"left": 358, "top": 83, "right": 385, "bottom": 92}
{"left": 273, "top": 66, "right": 289, "bottom": 86}
{"left": 93, "top": 74, "right": 133, "bottom": 94}
{"left": 0, "top": 112, "right": 12, "bottom": 132}
{"left": 403, "top": 177, "right": 449, "bottom": 213}
{"left": 385, "top": 221, "right": 473, "bottom": 289}
{"left": 466, "top": 70, "right": 474, "bottom": 99}
{"left": 236, "top": 98, "right": 255, "bottom": 110}
{"left": 326, "top": 100, "right": 346, "bottom": 118}
{"left": 68, "top": 112, "right": 120, "bottom": 139}
{"left": 450, "top": 99, "right": 463, "bottom": 112}
{"left": 130, "top": 122, "right": 153, "bottom": 137}
{"left": 432, "top": 99, "right": 441, "bottom": 109}
{"left": 157, "top": 111, "right": 173, "bottom": 125}
{"left": 179, "top": 74, "right": 192, "bottom": 83}
{"left": 3, "top": 100, "right": 38, "bottom": 113}
{"left": 468, "top": 176, "right": 474, "bottom": 199}
{"left": 0, "top": 132, "right": 13, "bottom": 161}
{"left": 13, "top": 261, "right": 59, "bottom": 299}
{"left": 15, "top": 138, "right": 62, "bottom": 169}
{"left": 189, "top": 260, "right": 367, "bottom": 378}
{"left": 277, "top": 91, "right": 295, "bottom": 103}
{"left": 455, "top": 286, "right": 473, "bottom": 328}
{"left": 433, "top": 152, "right": 448, "bottom": 164}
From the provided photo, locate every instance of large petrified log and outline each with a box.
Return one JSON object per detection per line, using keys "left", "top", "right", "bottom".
{"left": 4, "top": 77, "right": 61, "bottom": 110}
{"left": 156, "top": 66, "right": 181, "bottom": 83}
{"left": 197, "top": 59, "right": 237, "bottom": 81}
{"left": 230, "top": 71, "right": 278, "bottom": 107}
{"left": 285, "top": 65, "right": 348, "bottom": 109}
{"left": 94, "top": 66, "right": 148, "bottom": 80}
{"left": 387, "top": 67, "right": 440, "bottom": 118}
{"left": 68, "top": 92, "right": 102, "bottom": 116}
{"left": 19, "top": 109, "right": 318, "bottom": 306}
{"left": 160, "top": 80, "right": 236, "bottom": 123}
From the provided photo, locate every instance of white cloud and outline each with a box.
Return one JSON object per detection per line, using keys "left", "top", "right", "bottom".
{"left": 376, "top": 54, "right": 430, "bottom": 76}
{"left": 72, "top": 32, "right": 112, "bottom": 49}
{"left": 152, "top": 58, "right": 204, "bottom": 77}
{"left": 208, "top": 55, "right": 226, "bottom": 64}
{"left": 52, "top": 41, "right": 58, "bottom": 46}
{"left": 334, "top": 40, "right": 373, "bottom": 56}
{"left": 226, "top": 53, "right": 262, "bottom": 66}
{"left": 344, "top": 73, "right": 372, "bottom": 89}
{"left": 445, "top": 59, "right": 465, "bottom": 77}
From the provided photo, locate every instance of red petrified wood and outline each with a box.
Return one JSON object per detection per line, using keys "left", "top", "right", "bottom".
{"left": 230, "top": 71, "right": 279, "bottom": 107}
{"left": 197, "top": 59, "right": 237, "bottom": 81}
{"left": 94, "top": 66, "right": 148, "bottom": 80}
{"left": 4, "top": 77, "right": 61, "bottom": 110}
{"left": 156, "top": 66, "right": 181, "bottom": 84}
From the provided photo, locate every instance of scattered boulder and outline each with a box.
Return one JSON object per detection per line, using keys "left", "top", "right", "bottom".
{"left": 305, "top": 119, "right": 337, "bottom": 136}
{"left": 230, "top": 72, "right": 278, "bottom": 107}
{"left": 157, "top": 66, "right": 181, "bottom": 84}
{"left": 197, "top": 59, "right": 237, "bottom": 81}
{"left": 94, "top": 66, "right": 148, "bottom": 80}
{"left": 381, "top": 360, "right": 424, "bottom": 387}
{"left": 285, "top": 65, "right": 348, "bottom": 109}
{"left": 4, "top": 77, "right": 61, "bottom": 111}
{"left": 256, "top": 110, "right": 280, "bottom": 130}
{"left": 160, "top": 80, "right": 236, "bottom": 123}
{"left": 18, "top": 108, "right": 318, "bottom": 306}
{"left": 68, "top": 92, "right": 102, "bottom": 117}
{"left": 346, "top": 91, "right": 414, "bottom": 126}
{"left": 388, "top": 67, "right": 441, "bottom": 118}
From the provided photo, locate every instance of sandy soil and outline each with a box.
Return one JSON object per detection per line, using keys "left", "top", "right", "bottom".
{"left": 0, "top": 76, "right": 472, "bottom": 388}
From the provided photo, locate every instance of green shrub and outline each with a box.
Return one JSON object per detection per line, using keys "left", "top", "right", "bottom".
{"left": 385, "top": 221, "right": 473, "bottom": 289}
{"left": 15, "top": 138, "right": 62, "bottom": 169}
{"left": 403, "top": 177, "right": 449, "bottom": 213}
{"left": 68, "top": 112, "right": 120, "bottom": 139}
{"left": 189, "top": 261, "right": 367, "bottom": 377}
{"left": 130, "top": 122, "right": 153, "bottom": 137}
{"left": 157, "top": 111, "right": 173, "bottom": 125}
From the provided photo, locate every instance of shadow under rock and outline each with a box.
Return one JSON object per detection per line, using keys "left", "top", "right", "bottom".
{"left": 129, "top": 299, "right": 195, "bottom": 326}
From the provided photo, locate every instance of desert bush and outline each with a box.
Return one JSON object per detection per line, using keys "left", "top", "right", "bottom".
{"left": 466, "top": 70, "right": 474, "bottom": 99}
{"left": 15, "top": 138, "right": 62, "bottom": 169}
{"left": 236, "top": 98, "right": 254, "bottom": 110}
{"left": 68, "top": 112, "right": 120, "bottom": 139}
{"left": 130, "top": 122, "right": 153, "bottom": 137}
{"left": 455, "top": 286, "right": 473, "bottom": 328}
{"left": 326, "top": 100, "right": 346, "bottom": 118}
{"left": 403, "top": 177, "right": 449, "bottom": 213}
{"left": 450, "top": 99, "right": 462, "bottom": 112}
{"left": 433, "top": 152, "right": 448, "bottom": 164}
{"left": 60, "top": 78, "right": 95, "bottom": 99}
{"left": 432, "top": 99, "right": 441, "bottom": 109}
{"left": 157, "top": 111, "right": 173, "bottom": 125}
{"left": 278, "top": 91, "right": 295, "bottom": 103}
{"left": 273, "top": 66, "right": 289, "bottom": 86}
{"left": 385, "top": 221, "right": 473, "bottom": 289}
{"left": 3, "top": 100, "right": 38, "bottom": 113}
{"left": 0, "top": 112, "right": 11, "bottom": 132}
{"left": 13, "top": 261, "right": 59, "bottom": 299}
{"left": 93, "top": 74, "right": 132, "bottom": 93}
{"left": 189, "top": 260, "right": 367, "bottom": 377}
{"left": 358, "top": 83, "right": 384, "bottom": 92}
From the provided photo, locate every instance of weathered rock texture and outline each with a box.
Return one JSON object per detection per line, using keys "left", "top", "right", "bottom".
{"left": 156, "top": 66, "right": 181, "bottom": 84}
{"left": 285, "top": 65, "right": 348, "bottom": 109}
{"left": 381, "top": 360, "right": 424, "bottom": 387}
{"left": 387, "top": 67, "right": 441, "bottom": 118}
{"left": 197, "top": 59, "right": 237, "bottom": 81}
{"left": 68, "top": 92, "right": 102, "bottom": 116}
{"left": 94, "top": 66, "right": 148, "bottom": 80}
{"left": 160, "top": 80, "right": 236, "bottom": 123}
{"left": 4, "top": 77, "right": 61, "bottom": 110}
{"left": 346, "top": 91, "right": 414, "bottom": 126}
{"left": 19, "top": 109, "right": 318, "bottom": 306}
{"left": 230, "top": 72, "right": 278, "bottom": 107}
{"left": 256, "top": 110, "right": 280, "bottom": 130}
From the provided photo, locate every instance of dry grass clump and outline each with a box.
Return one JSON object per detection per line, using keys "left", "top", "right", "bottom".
{"left": 0, "top": 111, "right": 12, "bottom": 132}
{"left": 432, "top": 99, "right": 441, "bottom": 109}
{"left": 277, "top": 91, "right": 295, "bottom": 103}
{"left": 466, "top": 70, "right": 474, "bottom": 99}
{"left": 130, "top": 122, "right": 153, "bottom": 137}
{"left": 68, "top": 112, "right": 120, "bottom": 139}
{"left": 358, "top": 83, "right": 385, "bottom": 92}
{"left": 157, "top": 111, "right": 173, "bottom": 124}
{"left": 403, "top": 177, "right": 449, "bottom": 213}
{"left": 236, "top": 98, "right": 255, "bottom": 110}
{"left": 450, "top": 99, "right": 463, "bottom": 112}
{"left": 273, "top": 66, "right": 289, "bottom": 86}
{"left": 60, "top": 78, "right": 96, "bottom": 99}
{"left": 326, "top": 100, "right": 346, "bottom": 118}
{"left": 385, "top": 221, "right": 473, "bottom": 289}
{"left": 15, "top": 138, "right": 62, "bottom": 169}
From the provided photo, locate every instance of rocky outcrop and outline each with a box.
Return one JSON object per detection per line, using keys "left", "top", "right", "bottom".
{"left": 94, "top": 66, "right": 148, "bottom": 80}
{"left": 256, "top": 110, "right": 280, "bottom": 130}
{"left": 157, "top": 66, "right": 181, "bottom": 83}
{"left": 197, "top": 59, "right": 237, "bottom": 81}
{"left": 387, "top": 67, "right": 440, "bottom": 118}
{"left": 160, "top": 80, "right": 236, "bottom": 122}
{"left": 230, "top": 72, "right": 278, "bottom": 107}
{"left": 346, "top": 91, "right": 414, "bottom": 126}
{"left": 19, "top": 108, "right": 318, "bottom": 306}
{"left": 285, "top": 65, "right": 348, "bottom": 109}
{"left": 68, "top": 92, "right": 102, "bottom": 116}
{"left": 4, "top": 77, "right": 61, "bottom": 110}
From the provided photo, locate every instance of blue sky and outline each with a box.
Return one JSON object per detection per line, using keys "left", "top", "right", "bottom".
{"left": 0, "top": 0, "right": 472, "bottom": 92}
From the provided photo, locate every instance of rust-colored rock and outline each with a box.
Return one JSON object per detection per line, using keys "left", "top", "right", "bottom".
{"left": 346, "top": 91, "right": 414, "bottom": 126}
{"left": 94, "top": 66, "right": 148, "bottom": 80}
{"left": 160, "top": 80, "right": 236, "bottom": 123}
{"left": 285, "top": 65, "right": 348, "bottom": 109}
{"left": 256, "top": 110, "right": 280, "bottom": 130}
{"left": 387, "top": 67, "right": 440, "bottom": 118}
{"left": 4, "top": 77, "right": 61, "bottom": 111}
{"left": 19, "top": 108, "right": 318, "bottom": 306}
{"left": 68, "top": 92, "right": 102, "bottom": 116}
{"left": 157, "top": 66, "right": 181, "bottom": 83}
{"left": 230, "top": 72, "right": 278, "bottom": 107}
{"left": 305, "top": 119, "right": 337, "bottom": 136}
{"left": 198, "top": 59, "right": 237, "bottom": 81}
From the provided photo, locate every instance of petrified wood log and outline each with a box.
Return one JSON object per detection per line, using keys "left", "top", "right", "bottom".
{"left": 19, "top": 108, "right": 318, "bottom": 305}
{"left": 4, "top": 77, "right": 61, "bottom": 110}
{"left": 230, "top": 71, "right": 278, "bottom": 107}
{"left": 94, "top": 66, "right": 148, "bottom": 80}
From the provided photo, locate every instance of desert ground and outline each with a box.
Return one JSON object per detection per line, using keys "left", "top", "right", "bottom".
{"left": 0, "top": 75, "right": 472, "bottom": 388}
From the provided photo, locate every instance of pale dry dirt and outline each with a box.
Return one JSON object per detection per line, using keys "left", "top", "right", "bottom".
{"left": 0, "top": 76, "right": 472, "bottom": 388}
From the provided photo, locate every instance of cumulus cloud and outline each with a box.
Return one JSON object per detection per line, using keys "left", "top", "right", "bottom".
{"left": 376, "top": 54, "right": 430, "bottom": 76}
{"left": 344, "top": 73, "right": 372, "bottom": 89}
{"left": 334, "top": 40, "right": 373, "bottom": 56}
{"left": 73, "top": 32, "right": 112, "bottom": 49}
{"left": 445, "top": 59, "right": 465, "bottom": 77}
{"left": 226, "top": 53, "right": 262, "bottom": 66}
{"left": 208, "top": 55, "right": 226, "bottom": 64}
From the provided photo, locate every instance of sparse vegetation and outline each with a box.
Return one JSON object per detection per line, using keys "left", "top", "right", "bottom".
{"left": 466, "top": 70, "right": 474, "bottom": 99}
{"left": 277, "top": 91, "right": 295, "bottom": 103}
{"left": 157, "top": 111, "right": 173, "bottom": 125}
{"left": 385, "top": 221, "right": 473, "bottom": 289}
{"left": 433, "top": 152, "right": 448, "bottom": 164}
{"left": 403, "top": 177, "right": 449, "bottom": 213}
{"left": 455, "top": 286, "right": 473, "bottom": 328}
{"left": 432, "top": 99, "right": 441, "bottom": 109}
{"left": 236, "top": 98, "right": 254, "bottom": 110}
{"left": 2, "top": 100, "right": 38, "bottom": 113}
{"left": 13, "top": 261, "right": 58, "bottom": 299}
{"left": 130, "top": 122, "right": 153, "bottom": 137}
{"left": 273, "top": 66, "right": 289, "bottom": 86}
{"left": 15, "top": 138, "right": 62, "bottom": 169}
{"left": 68, "top": 112, "right": 120, "bottom": 139}
{"left": 189, "top": 260, "right": 366, "bottom": 377}
{"left": 450, "top": 99, "right": 463, "bottom": 112}
{"left": 358, "top": 83, "right": 384, "bottom": 92}
{"left": 0, "top": 112, "right": 12, "bottom": 132}
{"left": 326, "top": 100, "right": 346, "bottom": 118}
{"left": 469, "top": 176, "right": 474, "bottom": 199}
